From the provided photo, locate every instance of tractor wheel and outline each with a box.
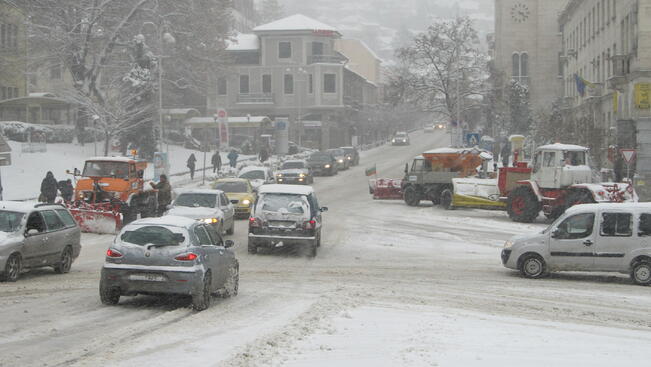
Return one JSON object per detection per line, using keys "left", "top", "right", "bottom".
{"left": 403, "top": 186, "right": 420, "bottom": 207}
{"left": 564, "top": 190, "right": 595, "bottom": 211}
{"left": 507, "top": 186, "right": 541, "bottom": 223}
{"left": 440, "top": 189, "right": 453, "bottom": 210}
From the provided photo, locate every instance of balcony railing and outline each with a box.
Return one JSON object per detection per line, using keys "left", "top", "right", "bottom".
{"left": 237, "top": 93, "right": 274, "bottom": 104}
{"left": 307, "top": 54, "right": 346, "bottom": 64}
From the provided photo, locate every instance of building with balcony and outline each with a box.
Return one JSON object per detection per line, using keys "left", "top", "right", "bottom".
{"left": 558, "top": 0, "right": 651, "bottom": 196}
{"left": 209, "top": 14, "right": 378, "bottom": 150}
{"left": 493, "top": 0, "right": 566, "bottom": 109}
{"left": 0, "top": 0, "right": 27, "bottom": 101}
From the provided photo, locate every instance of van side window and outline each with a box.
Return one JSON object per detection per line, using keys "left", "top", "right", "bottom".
{"left": 555, "top": 213, "right": 594, "bottom": 240}
{"left": 639, "top": 214, "right": 651, "bottom": 236}
{"left": 600, "top": 213, "right": 632, "bottom": 237}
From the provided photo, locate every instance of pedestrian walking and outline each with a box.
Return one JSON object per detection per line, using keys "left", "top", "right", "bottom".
{"left": 150, "top": 174, "right": 172, "bottom": 216}
{"left": 187, "top": 153, "right": 197, "bottom": 180}
{"left": 211, "top": 151, "right": 222, "bottom": 173}
{"left": 227, "top": 149, "right": 239, "bottom": 168}
{"left": 58, "top": 179, "right": 74, "bottom": 202}
{"left": 40, "top": 171, "right": 58, "bottom": 203}
{"left": 258, "top": 145, "right": 269, "bottom": 163}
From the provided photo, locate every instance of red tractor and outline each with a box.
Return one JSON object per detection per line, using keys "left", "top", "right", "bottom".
{"left": 501, "top": 143, "right": 635, "bottom": 222}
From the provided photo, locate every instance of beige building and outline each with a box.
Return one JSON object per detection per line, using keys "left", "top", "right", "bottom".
{"left": 334, "top": 39, "right": 381, "bottom": 84}
{"left": 493, "top": 0, "right": 566, "bottom": 109}
{"left": 0, "top": 0, "right": 26, "bottom": 101}
{"left": 559, "top": 0, "right": 651, "bottom": 197}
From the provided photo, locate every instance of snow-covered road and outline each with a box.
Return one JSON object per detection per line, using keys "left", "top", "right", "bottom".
{"left": 2, "top": 131, "right": 651, "bottom": 367}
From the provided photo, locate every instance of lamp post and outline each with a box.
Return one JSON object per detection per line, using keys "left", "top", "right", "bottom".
{"left": 288, "top": 67, "right": 308, "bottom": 147}
{"left": 91, "top": 114, "right": 100, "bottom": 156}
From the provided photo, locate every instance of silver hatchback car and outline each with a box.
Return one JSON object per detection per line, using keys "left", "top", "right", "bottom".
{"left": 0, "top": 202, "right": 81, "bottom": 282}
{"left": 100, "top": 216, "right": 239, "bottom": 311}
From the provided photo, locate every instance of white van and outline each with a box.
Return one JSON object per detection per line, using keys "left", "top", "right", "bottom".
{"left": 502, "top": 202, "right": 651, "bottom": 285}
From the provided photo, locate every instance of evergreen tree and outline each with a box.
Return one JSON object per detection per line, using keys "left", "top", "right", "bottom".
{"left": 260, "top": 0, "right": 284, "bottom": 23}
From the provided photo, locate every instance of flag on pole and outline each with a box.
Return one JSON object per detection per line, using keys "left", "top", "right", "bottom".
{"left": 574, "top": 73, "right": 594, "bottom": 97}
{"left": 365, "top": 164, "right": 377, "bottom": 177}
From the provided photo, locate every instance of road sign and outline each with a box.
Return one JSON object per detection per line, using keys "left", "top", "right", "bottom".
{"left": 466, "top": 133, "right": 480, "bottom": 146}
{"left": 217, "top": 109, "right": 227, "bottom": 119}
{"left": 621, "top": 149, "right": 636, "bottom": 164}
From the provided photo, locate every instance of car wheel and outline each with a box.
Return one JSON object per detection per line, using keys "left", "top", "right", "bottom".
{"left": 99, "top": 278, "right": 121, "bottom": 305}
{"left": 247, "top": 240, "right": 257, "bottom": 254}
{"left": 54, "top": 246, "right": 73, "bottom": 274}
{"left": 403, "top": 186, "right": 420, "bottom": 207}
{"left": 1, "top": 254, "right": 21, "bottom": 282}
{"left": 307, "top": 240, "right": 318, "bottom": 258}
{"left": 317, "top": 231, "right": 322, "bottom": 247}
{"left": 222, "top": 262, "right": 239, "bottom": 297}
{"left": 631, "top": 260, "right": 651, "bottom": 285}
{"left": 226, "top": 220, "right": 234, "bottom": 235}
{"left": 192, "top": 273, "right": 212, "bottom": 311}
{"left": 519, "top": 254, "right": 546, "bottom": 279}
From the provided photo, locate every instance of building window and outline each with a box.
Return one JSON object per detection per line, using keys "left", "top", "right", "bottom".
{"left": 278, "top": 41, "right": 292, "bottom": 59}
{"left": 217, "top": 77, "right": 227, "bottom": 95}
{"left": 284, "top": 74, "right": 294, "bottom": 94}
{"left": 262, "top": 74, "right": 272, "bottom": 94}
{"left": 312, "top": 41, "right": 324, "bottom": 56}
{"left": 512, "top": 52, "right": 528, "bottom": 83}
{"left": 0, "top": 86, "right": 5, "bottom": 100}
{"left": 239, "top": 75, "right": 249, "bottom": 94}
{"left": 323, "top": 73, "right": 336, "bottom": 93}
{"left": 308, "top": 74, "right": 313, "bottom": 94}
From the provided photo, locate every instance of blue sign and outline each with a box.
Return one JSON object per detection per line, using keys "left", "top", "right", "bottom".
{"left": 466, "top": 133, "right": 480, "bottom": 147}
{"left": 275, "top": 120, "right": 287, "bottom": 130}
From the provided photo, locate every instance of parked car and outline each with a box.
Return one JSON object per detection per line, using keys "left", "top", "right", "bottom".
{"left": 327, "top": 148, "right": 350, "bottom": 170}
{"left": 213, "top": 178, "right": 257, "bottom": 218}
{"left": 167, "top": 189, "right": 235, "bottom": 235}
{"left": 392, "top": 132, "right": 410, "bottom": 145}
{"left": 248, "top": 185, "right": 328, "bottom": 257}
{"left": 341, "top": 146, "right": 360, "bottom": 166}
{"left": 502, "top": 202, "right": 651, "bottom": 285}
{"left": 238, "top": 166, "right": 275, "bottom": 190}
{"left": 0, "top": 202, "right": 81, "bottom": 282}
{"left": 100, "top": 216, "right": 238, "bottom": 311}
{"left": 306, "top": 152, "right": 338, "bottom": 176}
{"left": 434, "top": 123, "right": 446, "bottom": 130}
{"left": 424, "top": 125, "right": 435, "bottom": 133}
{"left": 276, "top": 160, "right": 314, "bottom": 185}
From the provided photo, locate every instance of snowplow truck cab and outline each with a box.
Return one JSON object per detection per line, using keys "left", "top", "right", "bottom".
{"left": 402, "top": 147, "right": 491, "bottom": 207}
{"left": 503, "top": 143, "right": 636, "bottom": 223}
{"left": 69, "top": 157, "right": 158, "bottom": 232}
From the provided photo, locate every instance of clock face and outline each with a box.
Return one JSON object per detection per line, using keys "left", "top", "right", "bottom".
{"left": 511, "top": 3, "right": 530, "bottom": 23}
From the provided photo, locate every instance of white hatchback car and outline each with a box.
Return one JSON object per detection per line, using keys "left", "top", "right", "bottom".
{"left": 167, "top": 189, "right": 235, "bottom": 235}
{"left": 502, "top": 202, "right": 651, "bottom": 285}
{"left": 238, "top": 166, "right": 275, "bottom": 190}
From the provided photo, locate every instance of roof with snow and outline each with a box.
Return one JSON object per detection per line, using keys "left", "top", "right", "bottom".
{"left": 258, "top": 184, "right": 314, "bottom": 196}
{"left": 226, "top": 33, "right": 260, "bottom": 51}
{"left": 536, "top": 143, "right": 589, "bottom": 152}
{"left": 174, "top": 188, "right": 224, "bottom": 195}
{"left": 127, "top": 215, "right": 198, "bottom": 229}
{"left": 0, "top": 201, "right": 43, "bottom": 213}
{"left": 253, "top": 14, "right": 340, "bottom": 36}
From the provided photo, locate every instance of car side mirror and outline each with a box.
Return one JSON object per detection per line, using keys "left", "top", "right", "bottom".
{"left": 224, "top": 240, "right": 235, "bottom": 248}
{"left": 404, "top": 163, "right": 409, "bottom": 174}
{"left": 320, "top": 207, "right": 328, "bottom": 212}
{"left": 138, "top": 171, "right": 144, "bottom": 179}
{"left": 25, "top": 228, "right": 39, "bottom": 237}
{"left": 551, "top": 228, "right": 561, "bottom": 238}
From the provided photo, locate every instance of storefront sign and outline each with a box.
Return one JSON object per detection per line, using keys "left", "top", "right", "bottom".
{"left": 635, "top": 83, "right": 650, "bottom": 109}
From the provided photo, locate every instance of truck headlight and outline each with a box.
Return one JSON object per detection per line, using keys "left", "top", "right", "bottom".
{"left": 503, "top": 240, "right": 514, "bottom": 249}
{"left": 299, "top": 173, "right": 306, "bottom": 177}
{"left": 242, "top": 199, "right": 251, "bottom": 206}
{"left": 338, "top": 159, "right": 344, "bottom": 163}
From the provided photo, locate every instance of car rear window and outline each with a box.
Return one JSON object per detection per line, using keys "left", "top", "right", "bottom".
{"left": 257, "top": 193, "right": 308, "bottom": 214}
{"left": 121, "top": 226, "right": 187, "bottom": 246}
{"left": 240, "top": 170, "right": 265, "bottom": 180}
{"left": 55, "top": 209, "right": 77, "bottom": 227}
{"left": 175, "top": 193, "right": 216, "bottom": 208}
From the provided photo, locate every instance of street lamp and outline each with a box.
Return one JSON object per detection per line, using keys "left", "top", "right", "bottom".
{"left": 91, "top": 114, "right": 100, "bottom": 156}
{"left": 287, "top": 67, "right": 308, "bottom": 147}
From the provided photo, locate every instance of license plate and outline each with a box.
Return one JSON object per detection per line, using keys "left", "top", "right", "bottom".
{"left": 130, "top": 273, "right": 166, "bottom": 282}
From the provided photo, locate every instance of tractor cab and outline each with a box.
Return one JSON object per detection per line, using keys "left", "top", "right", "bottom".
{"left": 531, "top": 144, "right": 592, "bottom": 189}
{"left": 73, "top": 157, "right": 147, "bottom": 203}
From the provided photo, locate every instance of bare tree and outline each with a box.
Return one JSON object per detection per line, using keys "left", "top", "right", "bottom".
{"left": 393, "top": 17, "right": 486, "bottom": 121}
{"left": 259, "top": 0, "right": 284, "bottom": 24}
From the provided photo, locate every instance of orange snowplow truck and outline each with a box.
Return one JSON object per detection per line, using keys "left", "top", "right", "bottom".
{"left": 67, "top": 157, "right": 158, "bottom": 233}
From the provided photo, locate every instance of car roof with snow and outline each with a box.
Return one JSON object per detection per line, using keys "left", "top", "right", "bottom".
{"left": 564, "top": 202, "right": 651, "bottom": 215}
{"left": 258, "top": 184, "right": 314, "bottom": 196}
{"left": 174, "top": 188, "right": 224, "bottom": 195}
{"left": 126, "top": 215, "right": 198, "bottom": 229}
{"left": 239, "top": 166, "right": 267, "bottom": 174}
{"left": 282, "top": 159, "right": 306, "bottom": 164}
{"left": 215, "top": 177, "right": 249, "bottom": 183}
{"left": 536, "top": 143, "right": 589, "bottom": 152}
{"left": 0, "top": 201, "right": 59, "bottom": 213}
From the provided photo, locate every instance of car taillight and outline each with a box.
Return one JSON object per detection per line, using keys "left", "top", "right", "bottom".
{"left": 106, "top": 249, "right": 123, "bottom": 258}
{"left": 175, "top": 253, "right": 198, "bottom": 261}
{"left": 304, "top": 219, "right": 316, "bottom": 230}
{"left": 249, "top": 217, "right": 261, "bottom": 228}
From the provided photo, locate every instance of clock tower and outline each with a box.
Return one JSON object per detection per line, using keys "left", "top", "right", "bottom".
{"left": 493, "top": 0, "right": 566, "bottom": 109}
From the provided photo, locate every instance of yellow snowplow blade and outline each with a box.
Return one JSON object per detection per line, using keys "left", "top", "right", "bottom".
{"left": 452, "top": 193, "right": 506, "bottom": 209}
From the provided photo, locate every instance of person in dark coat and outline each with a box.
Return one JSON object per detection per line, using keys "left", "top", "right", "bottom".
{"left": 187, "top": 153, "right": 197, "bottom": 179}
{"left": 211, "top": 151, "right": 222, "bottom": 173}
{"left": 150, "top": 174, "right": 172, "bottom": 216}
{"left": 58, "top": 179, "right": 74, "bottom": 202}
{"left": 227, "top": 149, "right": 239, "bottom": 168}
{"left": 40, "top": 171, "right": 58, "bottom": 203}
{"left": 258, "top": 146, "right": 269, "bottom": 163}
